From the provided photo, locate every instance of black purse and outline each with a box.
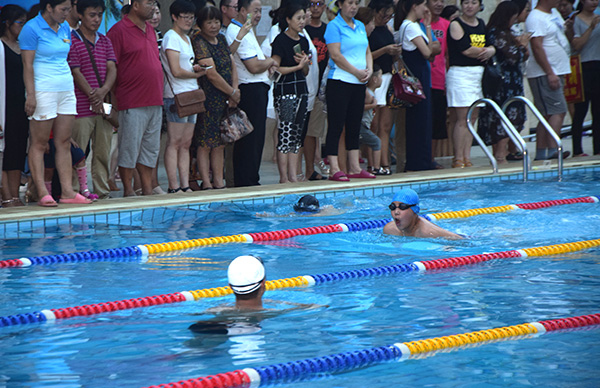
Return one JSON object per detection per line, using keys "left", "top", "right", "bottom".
{"left": 482, "top": 55, "right": 504, "bottom": 96}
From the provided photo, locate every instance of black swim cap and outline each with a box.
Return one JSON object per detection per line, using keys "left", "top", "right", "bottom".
{"left": 294, "top": 195, "right": 320, "bottom": 213}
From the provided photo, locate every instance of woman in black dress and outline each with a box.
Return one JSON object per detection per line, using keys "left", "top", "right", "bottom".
{"left": 477, "top": 1, "right": 528, "bottom": 163}
{"left": 0, "top": 5, "right": 28, "bottom": 207}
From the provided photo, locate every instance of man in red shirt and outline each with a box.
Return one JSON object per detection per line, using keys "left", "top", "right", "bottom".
{"left": 68, "top": 0, "right": 117, "bottom": 199}
{"left": 107, "top": 0, "right": 163, "bottom": 196}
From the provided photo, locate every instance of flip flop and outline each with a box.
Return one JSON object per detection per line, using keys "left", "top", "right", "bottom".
{"left": 347, "top": 169, "right": 376, "bottom": 179}
{"left": 60, "top": 193, "right": 92, "bottom": 204}
{"left": 38, "top": 194, "right": 58, "bottom": 207}
{"left": 329, "top": 171, "right": 350, "bottom": 182}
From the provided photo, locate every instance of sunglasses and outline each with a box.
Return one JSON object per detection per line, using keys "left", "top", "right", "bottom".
{"left": 388, "top": 202, "right": 416, "bottom": 211}
{"left": 310, "top": 1, "right": 324, "bottom": 6}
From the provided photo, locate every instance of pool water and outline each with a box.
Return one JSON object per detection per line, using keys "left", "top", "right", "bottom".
{"left": 1, "top": 170, "right": 599, "bottom": 387}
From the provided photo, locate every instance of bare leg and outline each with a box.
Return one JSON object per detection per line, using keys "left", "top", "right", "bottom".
{"left": 52, "top": 114, "right": 78, "bottom": 199}
{"left": 276, "top": 151, "right": 289, "bottom": 183}
{"left": 119, "top": 166, "right": 136, "bottom": 196}
{"left": 303, "top": 135, "right": 321, "bottom": 178}
{"left": 288, "top": 151, "right": 299, "bottom": 182}
{"left": 165, "top": 122, "right": 194, "bottom": 190}
{"left": 28, "top": 118, "right": 54, "bottom": 199}
{"left": 375, "top": 106, "right": 395, "bottom": 167}
{"left": 198, "top": 146, "right": 212, "bottom": 189}
{"left": 347, "top": 149, "right": 362, "bottom": 175}
{"left": 492, "top": 138, "right": 509, "bottom": 163}
{"left": 136, "top": 163, "right": 154, "bottom": 195}
{"left": 210, "top": 146, "right": 225, "bottom": 189}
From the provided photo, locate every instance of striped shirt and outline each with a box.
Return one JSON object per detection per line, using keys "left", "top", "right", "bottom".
{"left": 68, "top": 30, "right": 116, "bottom": 118}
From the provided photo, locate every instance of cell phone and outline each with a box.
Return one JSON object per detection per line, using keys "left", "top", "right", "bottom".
{"left": 568, "top": 10, "right": 577, "bottom": 19}
{"left": 247, "top": 13, "right": 252, "bottom": 23}
{"left": 269, "top": 70, "right": 282, "bottom": 83}
{"left": 293, "top": 44, "right": 302, "bottom": 55}
{"left": 200, "top": 64, "right": 213, "bottom": 70}
{"left": 90, "top": 103, "right": 112, "bottom": 115}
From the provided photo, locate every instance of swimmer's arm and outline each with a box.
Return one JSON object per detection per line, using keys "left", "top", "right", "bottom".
{"left": 435, "top": 228, "right": 464, "bottom": 240}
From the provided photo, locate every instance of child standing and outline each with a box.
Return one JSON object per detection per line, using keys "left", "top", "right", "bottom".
{"left": 360, "top": 65, "right": 387, "bottom": 175}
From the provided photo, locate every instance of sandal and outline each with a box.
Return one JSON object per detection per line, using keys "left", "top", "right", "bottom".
{"left": 38, "top": 194, "right": 58, "bottom": 207}
{"left": 381, "top": 166, "right": 392, "bottom": 175}
{"left": 506, "top": 151, "right": 523, "bottom": 161}
{"left": 168, "top": 187, "right": 181, "bottom": 194}
{"left": 81, "top": 189, "right": 99, "bottom": 201}
{"left": 464, "top": 159, "right": 473, "bottom": 167}
{"left": 180, "top": 187, "right": 193, "bottom": 193}
{"left": 452, "top": 159, "right": 465, "bottom": 168}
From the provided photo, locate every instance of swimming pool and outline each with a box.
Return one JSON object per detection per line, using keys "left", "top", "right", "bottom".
{"left": 1, "top": 168, "right": 599, "bottom": 387}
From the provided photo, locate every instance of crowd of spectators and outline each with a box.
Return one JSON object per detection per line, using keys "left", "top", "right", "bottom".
{"left": 0, "top": 0, "right": 598, "bottom": 207}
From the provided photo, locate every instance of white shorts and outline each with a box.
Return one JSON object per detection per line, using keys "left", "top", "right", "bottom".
{"left": 446, "top": 66, "right": 484, "bottom": 108}
{"left": 30, "top": 90, "right": 77, "bottom": 121}
{"left": 374, "top": 73, "right": 393, "bottom": 106}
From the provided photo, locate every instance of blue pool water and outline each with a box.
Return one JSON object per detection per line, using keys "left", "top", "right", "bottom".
{"left": 1, "top": 169, "right": 599, "bottom": 387}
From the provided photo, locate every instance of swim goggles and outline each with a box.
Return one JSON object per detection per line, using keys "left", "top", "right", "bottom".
{"left": 388, "top": 202, "right": 416, "bottom": 211}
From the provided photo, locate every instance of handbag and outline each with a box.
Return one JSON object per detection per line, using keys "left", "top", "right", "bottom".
{"left": 387, "top": 23, "right": 426, "bottom": 108}
{"left": 387, "top": 59, "right": 426, "bottom": 108}
{"left": 220, "top": 107, "right": 254, "bottom": 143}
{"left": 162, "top": 64, "right": 206, "bottom": 118}
{"left": 482, "top": 55, "right": 504, "bottom": 96}
{"left": 82, "top": 36, "right": 119, "bottom": 128}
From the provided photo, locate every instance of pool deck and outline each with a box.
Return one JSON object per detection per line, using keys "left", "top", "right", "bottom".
{"left": 1, "top": 150, "right": 599, "bottom": 223}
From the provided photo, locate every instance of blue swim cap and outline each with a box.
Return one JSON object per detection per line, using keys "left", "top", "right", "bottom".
{"left": 392, "top": 189, "right": 420, "bottom": 214}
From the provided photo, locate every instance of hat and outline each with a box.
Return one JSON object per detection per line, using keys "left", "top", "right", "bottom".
{"left": 392, "top": 189, "right": 420, "bottom": 214}
{"left": 227, "top": 256, "right": 265, "bottom": 295}
{"left": 293, "top": 195, "right": 320, "bottom": 213}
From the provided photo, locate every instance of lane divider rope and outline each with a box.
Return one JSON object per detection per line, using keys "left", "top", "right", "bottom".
{"left": 1, "top": 196, "right": 597, "bottom": 268}
{"left": 141, "top": 313, "right": 600, "bottom": 388}
{"left": 424, "top": 195, "right": 598, "bottom": 221}
{"left": 1, "top": 238, "right": 598, "bottom": 327}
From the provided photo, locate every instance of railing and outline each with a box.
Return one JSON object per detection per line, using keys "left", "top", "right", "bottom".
{"left": 467, "top": 98, "right": 530, "bottom": 181}
{"left": 503, "top": 96, "right": 564, "bottom": 181}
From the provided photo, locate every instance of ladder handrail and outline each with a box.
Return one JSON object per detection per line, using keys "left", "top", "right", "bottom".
{"left": 466, "top": 98, "right": 530, "bottom": 181}
{"left": 502, "top": 96, "right": 563, "bottom": 181}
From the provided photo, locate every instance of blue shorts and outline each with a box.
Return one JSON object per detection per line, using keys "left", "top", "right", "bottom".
{"left": 164, "top": 98, "right": 198, "bottom": 124}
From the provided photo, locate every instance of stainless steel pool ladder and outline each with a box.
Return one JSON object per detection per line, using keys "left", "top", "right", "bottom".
{"left": 467, "top": 98, "right": 530, "bottom": 181}
{"left": 502, "top": 96, "right": 563, "bottom": 182}
{"left": 467, "top": 97, "right": 564, "bottom": 182}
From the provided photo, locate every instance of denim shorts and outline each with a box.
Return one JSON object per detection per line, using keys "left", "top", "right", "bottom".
{"left": 164, "top": 98, "right": 198, "bottom": 124}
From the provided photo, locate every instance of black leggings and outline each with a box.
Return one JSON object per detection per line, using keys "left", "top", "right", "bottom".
{"left": 325, "top": 80, "right": 366, "bottom": 156}
{"left": 571, "top": 61, "right": 600, "bottom": 155}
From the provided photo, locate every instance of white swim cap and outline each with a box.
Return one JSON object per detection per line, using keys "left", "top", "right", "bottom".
{"left": 227, "top": 255, "right": 265, "bottom": 295}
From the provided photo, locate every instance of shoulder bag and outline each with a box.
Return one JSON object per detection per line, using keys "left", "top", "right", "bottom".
{"left": 386, "top": 22, "right": 426, "bottom": 108}
{"left": 82, "top": 36, "right": 119, "bottom": 128}
{"left": 482, "top": 55, "right": 504, "bottom": 96}
{"left": 162, "top": 64, "right": 206, "bottom": 118}
{"left": 220, "top": 107, "right": 254, "bottom": 143}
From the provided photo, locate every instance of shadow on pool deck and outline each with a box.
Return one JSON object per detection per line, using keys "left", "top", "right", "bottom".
{"left": 1, "top": 145, "right": 599, "bottom": 223}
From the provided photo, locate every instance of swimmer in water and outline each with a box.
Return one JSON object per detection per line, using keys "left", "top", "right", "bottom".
{"left": 383, "top": 189, "right": 463, "bottom": 240}
{"left": 189, "top": 255, "right": 325, "bottom": 334}
{"left": 255, "top": 194, "right": 343, "bottom": 217}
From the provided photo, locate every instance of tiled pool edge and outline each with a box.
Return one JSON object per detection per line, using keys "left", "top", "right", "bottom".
{"left": 0, "top": 162, "right": 598, "bottom": 232}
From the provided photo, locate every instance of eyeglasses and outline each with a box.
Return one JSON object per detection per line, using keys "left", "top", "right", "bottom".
{"left": 178, "top": 15, "right": 196, "bottom": 21}
{"left": 310, "top": 1, "right": 324, "bottom": 6}
{"left": 388, "top": 202, "right": 416, "bottom": 211}
{"left": 14, "top": 20, "right": 26, "bottom": 25}
{"left": 224, "top": 5, "right": 237, "bottom": 8}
